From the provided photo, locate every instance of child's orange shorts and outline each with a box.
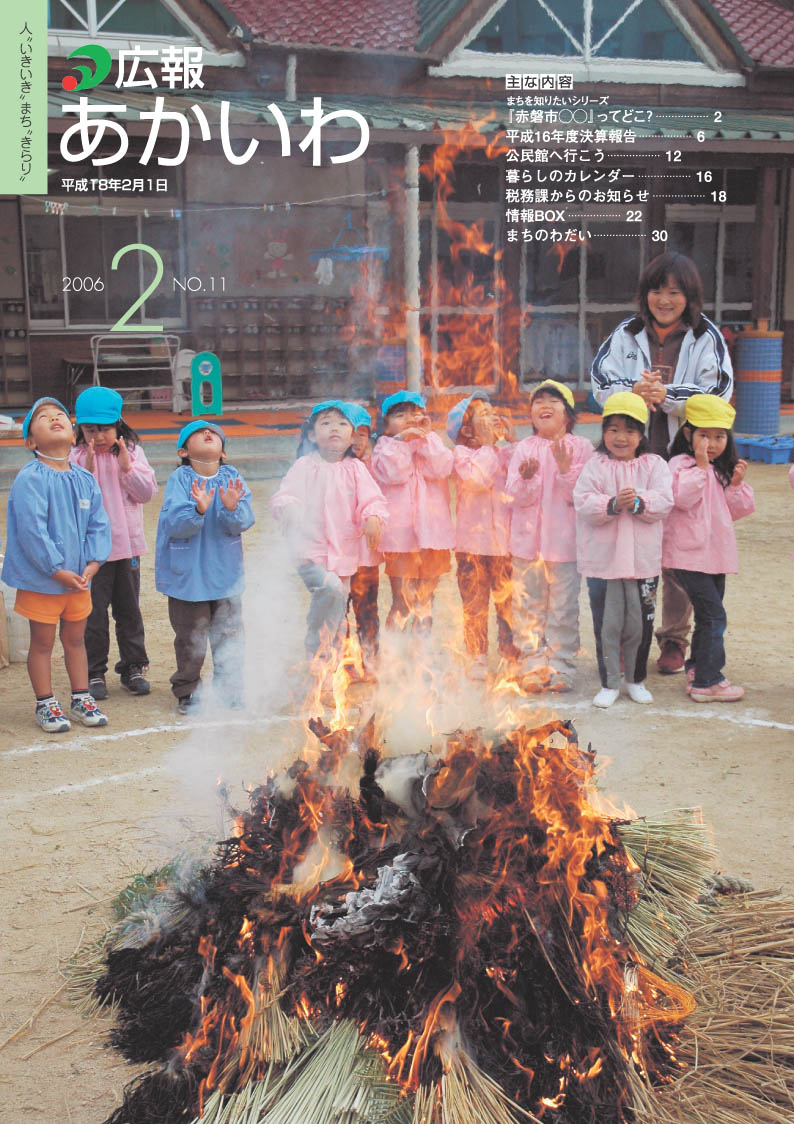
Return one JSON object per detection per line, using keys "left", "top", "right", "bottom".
{"left": 383, "top": 548, "right": 450, "bottom": 580}
{"left": 15, "top": 589, "right": 92, "bottom": 624}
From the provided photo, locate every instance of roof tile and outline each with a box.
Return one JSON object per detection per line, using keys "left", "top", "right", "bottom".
{"left": 221, "top": 0, "right": 794, "bottom": 67}
{"left": 222, "top": 0, "right": 420, "bottom": 52}
{"left": 710, "top": 0, "right": 794, "bottom": 67}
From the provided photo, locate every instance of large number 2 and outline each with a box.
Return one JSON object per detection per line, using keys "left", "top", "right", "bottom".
{"left": 110, "top": 243, "right": 164, "bottom": 332}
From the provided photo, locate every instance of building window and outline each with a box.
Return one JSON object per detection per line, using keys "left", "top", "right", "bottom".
{"left": 49, "top": 0, "right": 188, "bottom": 38}
{"left": 468, "top": 0, "right": 701, "bottom": 62}
{"left": 519, "top": 174, "right": 762, "bottom": 388}
{"left": 24, "top": 210, "right": 184, "bottom": 327}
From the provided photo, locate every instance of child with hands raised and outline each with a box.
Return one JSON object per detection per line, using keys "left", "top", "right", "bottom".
{"left": 71, "top": 387, "right": 157, "bottom": 700}
{"left": 2, "top": 398, "right": 112, "bottom": 732}
{"left": 271, "top": 401, "right": 387, "bottom": 695}
{"left": 155, "top": 421, "right": 254, "bottom": 714}
{"left": 505, "top": 380, "right": 594, "bottom": 691}
{"left": 662, "top": 396, "right": 754, "bottom": 702}
{"left": 449, "top": 390, "right": 520, "bottom": 680}
{"left": 573, "top": 394, "right": 673, "bottom": 709}
{"left": 371, "top": 391, "right": 454, "bottom": 633}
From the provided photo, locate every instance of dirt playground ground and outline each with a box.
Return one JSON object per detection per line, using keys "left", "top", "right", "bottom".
{"left": 1, "top": 466, "right": 792, "bottom": 1123}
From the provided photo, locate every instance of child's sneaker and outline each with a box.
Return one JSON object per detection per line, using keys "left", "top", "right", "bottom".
{"left": 89, "top": 675, "right": 108, "bottom": 700}
{"left": 690, "top": 679, "right": 745, "bottom": 703}
{"left": 35, "top": 698, "right": 71, "bottom": 734}
{"left": 547, "top": 669, "right": 575, "bottom": 692}
{"left": 70, "top": 693, "right": 109, "bottom": 726}
{"left": 626, "top": 681, "right": 653, "bottom": 704}
{"left": 592, "top": 686, "right": 620, "bottom": 709}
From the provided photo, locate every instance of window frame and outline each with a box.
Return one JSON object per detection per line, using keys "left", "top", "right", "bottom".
{"left": 431, "top": 0, "right": 746, "bottom": 87}
{"left": 518, "top": 186, "right": 769, "bottom": 388}
{"left": 49, "top": 0, "right": 193, "bottom": 38}
{"left": 420, "top": 200, "right": 504, "bottom": 395}
{"left": 22, "top": 204, "right": 186, "bottom": 331}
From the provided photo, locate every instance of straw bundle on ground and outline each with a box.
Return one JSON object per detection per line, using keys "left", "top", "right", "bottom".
{"left": 64, "top": 721, "right": 793, "bottom": 1124}
{"left": 632, "top": 890, "right": 794, "bottom": 1124}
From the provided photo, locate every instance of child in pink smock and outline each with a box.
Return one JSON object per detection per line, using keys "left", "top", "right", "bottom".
{"left": 371, "top": 390, "right": 454, "bottom": 633}
{"left": 271, "top": 401, "right": 387, "bottom": 691}
{"left": 448, "top": 390, "right": 520, "bottom": 680}
{"left": 505, "top": 379, "right": 594, "bottom": 691}
{"left": 663, "top": 395, "right": 754, "bottom": 702}
{"left": 71, "top": 386, "right": 158, "bottom": 699}
{"left": 574, "top": 394, "right": 673, "bottom": 709}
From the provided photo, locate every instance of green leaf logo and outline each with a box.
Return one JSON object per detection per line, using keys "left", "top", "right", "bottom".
{"left": 61, "top": 44, "right": 113, "bottom": 93}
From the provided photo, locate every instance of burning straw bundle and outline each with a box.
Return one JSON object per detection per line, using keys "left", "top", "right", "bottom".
{"left": 80, "top": 718, "right": 793, "bottom": 1124}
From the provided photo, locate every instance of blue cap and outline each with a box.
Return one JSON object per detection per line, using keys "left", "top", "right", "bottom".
{"left": 446, "top": 390, "right": 490, "bottom": 441}
{"left": 177, "top": 420, "right": 226, "bottom": 451}
{"left": 381, "top": 389, "right": 426, "bottom": 417}
{"left": 22, "top": 397, "right": 70, "bottom": 440}
{"left": 347, "top": 403, "right": 373, "bottom": 430}
{"left": 74, "top": 386, "right": 124, "bottom": 426}
{"left": 308, "top": 400, "right": 357, "bottom": 427}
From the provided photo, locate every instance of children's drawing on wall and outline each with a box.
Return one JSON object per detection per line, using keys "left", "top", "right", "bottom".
{"left": 262, "top": 229, "right": 296, "bottom": 280}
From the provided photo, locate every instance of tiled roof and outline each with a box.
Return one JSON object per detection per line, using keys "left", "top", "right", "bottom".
{"left": 710, "top": 0, "right": 794, "bottom": 67}
{"left": 220, "top": 0, "right": 420, "bottom": 52}
{"left": 218, "top": 1, "right": 794, "bottom": 66}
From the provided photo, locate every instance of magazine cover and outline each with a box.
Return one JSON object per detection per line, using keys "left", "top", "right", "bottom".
{"left": 0, "top": 3, "right": 793, "bottom": 1122}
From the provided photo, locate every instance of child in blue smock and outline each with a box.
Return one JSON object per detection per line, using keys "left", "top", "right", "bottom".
{"left": 2, "top": 397, "right": 112, "bottom": 733}
{"left": 155, "top": 421, "right": 254, "bottom": 713}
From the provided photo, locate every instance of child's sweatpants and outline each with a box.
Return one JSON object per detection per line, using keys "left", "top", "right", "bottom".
{"left": 455, "top": 552, "right": 518, "bottom": 659}
{"left": 167, "top": 595, "right": 243, "bottom": 700}
{"left": 587, "top": 577, "right": 658, "bottom": 689}
{"left": 298, "top": 562, "right": 349, "bottom": 660}
{"left": 512, "top": 558, "right": 580, "bottom": 677}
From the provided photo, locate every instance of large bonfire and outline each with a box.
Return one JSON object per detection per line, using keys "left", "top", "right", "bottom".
{"left": 73, "top": 695, "right": 794, "bottom": 1124}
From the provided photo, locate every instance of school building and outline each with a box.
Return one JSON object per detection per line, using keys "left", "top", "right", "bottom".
{"left": 1, "top": 0, "right": 793, "bottom": 410}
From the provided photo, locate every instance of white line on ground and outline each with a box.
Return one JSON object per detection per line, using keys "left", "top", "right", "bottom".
{"left": 514, "top": 698, "right": 794, "bottom": 732}
{"left": 0, "top": 765, "right": 164, "bottom": 806}
{"left": 5, "top": 703, "right": 793, "bottom": 762}
{"left": 2, "top": 715, "right": 295, "bottom": 757}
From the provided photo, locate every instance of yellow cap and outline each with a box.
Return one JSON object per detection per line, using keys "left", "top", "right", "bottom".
{"left": 531, "top": 379, "right": 575, "bottom": 410}
{"left": 602, "top": 391, "right": 649, "bottom": 426}
{"left": 684, "top": 394, "right": 736, "bottom": 430}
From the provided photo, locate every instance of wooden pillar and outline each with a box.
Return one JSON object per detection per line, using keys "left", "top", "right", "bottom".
{"left": 404, "top": 145, "right": 422, "bottom": 392}
{"left": 752, "top": 167, "right": 778, "bottom": 324}
{"left": 501, "top": 216, "right": 521, "bottom": 396}
{"left": 645, "top": 161, "right": 667, "bottom": 260}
